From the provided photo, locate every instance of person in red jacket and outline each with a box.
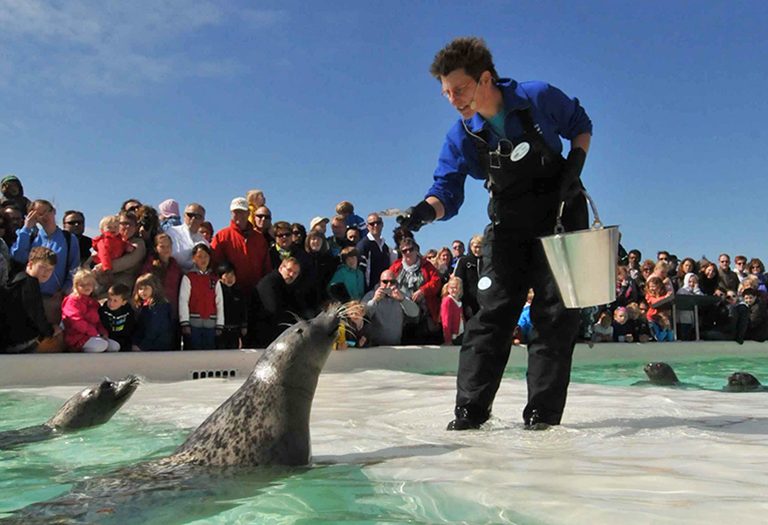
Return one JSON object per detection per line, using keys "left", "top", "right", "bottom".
{"left": 388, "top": 237, "right": 442, "bottom": 343}
{"left": 211, "top": 197, "right": 272, "bottom": 292}
{"left": 179, "top": 244, "right": 224, "bottom": 350}
{"left": 62, "top": 269, "right": 120, "bottom": 352}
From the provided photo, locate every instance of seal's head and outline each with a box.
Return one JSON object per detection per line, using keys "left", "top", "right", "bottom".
{"left": 725, "top": 372, "right": 762, "bottom": 392}
{"left": 256, "top": 306, "right": 342, "bottom": 391}
{"left": 643, "top": 362, "right": 680, "bottom": 386}
{"left": 47, "top": 375, "right": 141, "bottom": 430}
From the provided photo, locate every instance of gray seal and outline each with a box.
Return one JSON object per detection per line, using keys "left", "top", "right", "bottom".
{"left": 2, "top": 308, "right": 343, "bottom": 524}
{"left": 0, "top": 375, "right": 140, "bottom": 450}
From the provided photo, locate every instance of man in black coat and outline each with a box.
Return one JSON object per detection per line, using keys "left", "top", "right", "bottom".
{"left": 251, "top": 258, "right": 302, "bottom": 347}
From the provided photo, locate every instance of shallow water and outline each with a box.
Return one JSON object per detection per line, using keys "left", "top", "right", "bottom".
{"left": 2, "top": 367, "right": 768, "bottom": 524}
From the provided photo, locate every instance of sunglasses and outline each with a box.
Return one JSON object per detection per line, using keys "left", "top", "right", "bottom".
{"left": 401, "top": 248, "right": 414, "bottom": 254}
{"left": 126, "top": 205, "right": 140, "bottom": 212}
{"left": 186, "top": 212, "right": 203, "bottom": 220}
{"left": 64, "top": 220, "right": 83, "bottom": 226}
{"left": 368, "top": 220, "right": 383, "bottom": 226}
{"left": 276, "top": 232, "right": 291, "bottom": 238}
{"left": 380, "top": 279, "right": 396, "bottom": 284}
{"left": 255, "top": 214, "right": 271, "bottom": 219}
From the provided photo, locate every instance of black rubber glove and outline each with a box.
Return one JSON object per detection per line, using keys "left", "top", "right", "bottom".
{"left": 559, "top": 148, "right": 586, "bottom": 203}
{"left": 396, "top": 200, "right": 436, "bottom": 232}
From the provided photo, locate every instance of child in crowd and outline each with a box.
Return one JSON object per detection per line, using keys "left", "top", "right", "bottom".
{"left": 650, "top": 312, "right": 675, "bottom": 342}
{"left": 92, "top": 215, "right": 134, "bottom": 272}
{"left": 612, "top": 307, "right": 634, "bottom": 342}
{"left": 216, "top": 262, "right": 247, "bottom": 349}
{"left": 133, "top": 273, "right": 173, "bottom": 351}
{"left": 626, "top": 302, "right": 651, "bottom": 342}
{"left": 0, "top": 246, "right": 63, "bottom": 353}
{"left": 592, "top": 309, "right": 614, "bottom": 343}
{"left": 329, "top": 247, "right": 365, "bottom": 301}
{"left": 158, "top": 198, "right": 181, "bottom": 230}
{"left": 179, "top": 243, "right": 224, "bottom": 350}
{"left": 440, "top": 276, "right": 465, "bottom": 345}
{"left": 513, "top": 288, "right": 535, "bottom": 345}
{"left": 675, "top": 272, "right": 703, "bottom": 340}
{"left": 334, "top": 301, "right": 367, "bottom": 349}
{"left": 62, "top": 269, "right": 120, "bottom": 352}
{"left": 645, "top": 276, "right": 673, "bottom": 322}
{"left": 98, "top": 283, "right": 136, "bottom": 351}
{"left": 743, "top": 288, "right": 768, "bottom": 342}
{"left": 336, "top": 200, "right": 366, "bottom": 233}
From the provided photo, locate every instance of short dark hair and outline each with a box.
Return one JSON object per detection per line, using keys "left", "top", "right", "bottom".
{"left": 216, "top": 261, "right": 235, "bottom": 276}
{"left": 430, "top": 36, "right": 499, "bottom": 81}
{"left": 108, "top": 283, "right": 131, "bottom": 300}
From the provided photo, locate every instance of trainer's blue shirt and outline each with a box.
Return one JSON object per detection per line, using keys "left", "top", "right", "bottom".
{"left": 426, "top": 78, "right": 593, "bottom": 220}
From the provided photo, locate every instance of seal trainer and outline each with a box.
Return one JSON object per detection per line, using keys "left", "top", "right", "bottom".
{"left": 0, "top": 375, "right": 140, "bottom": 450}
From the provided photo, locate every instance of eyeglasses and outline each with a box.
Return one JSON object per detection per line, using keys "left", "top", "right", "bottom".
{"left": 401, "top": 248, "right": 414, "bottom": 255}
{"left": 735, "top": 261, "right": 746, "bottom": 265}
{"left": 368, "top": 220, "right": 383, "bottom": 226}
{"left": 726, "top": 294, "right": 737, "bottom": 299}
{"left": 185, "top": 212, "right": 203, "bottom": 220}
{"left": 380, "top": 279, "right": 396, "bottom": 284}
{"left": 441, "top": 79, "right": 476, "bottom": 100}
{"left": 255, "top": 214, "right": 271, "bottom": 220}
{"left": 64, "top": 220, "right": 83, "bottom": 226}
{"left": 276, "top": 232, "right": 291, "bottom": 238}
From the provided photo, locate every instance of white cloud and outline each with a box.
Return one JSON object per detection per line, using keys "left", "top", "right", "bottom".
{"left": 0, "top": 0, "right": 284, "bottom": 95}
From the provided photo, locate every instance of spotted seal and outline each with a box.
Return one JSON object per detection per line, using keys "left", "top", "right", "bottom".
{"left": 723, "top": 372, "right": 766, "bottom": 392}
{"left": 1, "top": 308, "right": 343, "bottom": 524}
{"left": 642, "top": 362, "right": 680, "bottom": 386}
{"left": 0, "top": 375, "right": 140, "bottom": 450}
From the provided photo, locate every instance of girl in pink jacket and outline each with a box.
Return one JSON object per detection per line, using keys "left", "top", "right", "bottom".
{"left": 62, "top": 269, "right": 120, "bottom": 352}
{"left": 440, "top": 276, "right": 465, "bottom": 345}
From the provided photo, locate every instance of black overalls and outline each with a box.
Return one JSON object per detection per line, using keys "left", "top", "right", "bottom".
{"left": 455, "top": 108, "right": 588, "bottom": 426}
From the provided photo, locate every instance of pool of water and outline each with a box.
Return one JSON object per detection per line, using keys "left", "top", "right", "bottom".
{"left": 423, "top": 354, "right": 768, "bottom": 391}
{"left": 2, "top": 362, "right": 768, "bottom": 524}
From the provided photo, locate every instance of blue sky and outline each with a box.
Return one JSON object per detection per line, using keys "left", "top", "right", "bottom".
{"left": 2, "top": 1, "right": 766, "bottom": 263}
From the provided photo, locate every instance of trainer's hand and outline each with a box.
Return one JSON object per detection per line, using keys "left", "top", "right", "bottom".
{"left": 559, "top": 148, "right": 586, "bottom": 203}
{"left": 396, "top": 200, "right": 436, "bottom": 232}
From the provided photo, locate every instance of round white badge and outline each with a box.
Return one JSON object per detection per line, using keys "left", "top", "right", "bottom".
{"left": 510, "top": 142, "right": 530, "bottom": 162}
{"left": 477, "top": 276, "right": 492, "bottom": 291}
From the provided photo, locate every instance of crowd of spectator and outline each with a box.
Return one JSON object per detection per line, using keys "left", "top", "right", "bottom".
{"left": 1, "top": 173, "right": 766, "bottom": 353}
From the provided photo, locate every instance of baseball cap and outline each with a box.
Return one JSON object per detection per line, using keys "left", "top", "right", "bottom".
{"left": 230, "top": 197, "right": 249, "bottom": 212}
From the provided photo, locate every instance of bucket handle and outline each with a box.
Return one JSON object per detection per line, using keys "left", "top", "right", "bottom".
{"left": 554, "top": 190, "right": 603, "bottom": 234}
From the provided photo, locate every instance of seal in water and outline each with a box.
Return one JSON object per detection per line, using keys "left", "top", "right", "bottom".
{"left": 1, "top": 308, "right": 344, "bottom": 524}
{"left": 171, "top": 306, "right": 343, "bottom": 466}
{"left": 724, "top": 372, "right": 765, "bottom": 392}
{"left": 643, "top": 362, "right": 680, "bottom": 386}
{"left": 0, "top": 375, "right": 140, "bottom": 450}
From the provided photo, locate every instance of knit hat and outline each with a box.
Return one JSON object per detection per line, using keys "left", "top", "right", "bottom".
{"left": 158, "top": 199, "right": 180, "bottom": 218}
{"left": 1, "top": 175, "right": 20, "bottom": 186}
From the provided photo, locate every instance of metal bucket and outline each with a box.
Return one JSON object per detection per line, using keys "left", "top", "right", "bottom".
{"left": 539, "top": 191, "right": 619, "bottom": 308}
